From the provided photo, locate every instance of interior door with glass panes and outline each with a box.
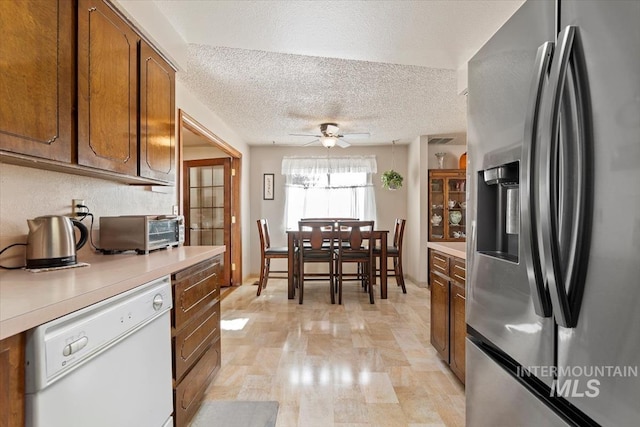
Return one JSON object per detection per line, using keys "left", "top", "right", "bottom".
{"left": 183, "top": 158, "right": 231, "bottom": 286}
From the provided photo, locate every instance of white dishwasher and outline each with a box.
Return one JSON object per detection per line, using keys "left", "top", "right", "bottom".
{"left": 25, "top": 275, "right": 174, "bottom": 427}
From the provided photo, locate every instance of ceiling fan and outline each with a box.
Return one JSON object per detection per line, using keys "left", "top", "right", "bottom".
{"left": 289, "top": 123, "right": 370, "bottom": 148}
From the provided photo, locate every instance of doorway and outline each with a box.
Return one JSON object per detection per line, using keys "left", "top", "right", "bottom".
{"left": 178, "top": 110, "right": 242, "bottom": 287}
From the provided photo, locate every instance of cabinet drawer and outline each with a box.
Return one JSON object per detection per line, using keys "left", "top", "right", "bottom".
{"left": 450, "top": 257, "right": 466, "bottom": 285}
{"left": 172, "top": 258, "right": 221, "bottom": 330}
{"left": 174, "top": 340, "right": 221, "bottom": 427}
{"left": 174, "top": 301, "right": 220, "bottom": 381}
{"left": 430, "top": 250, "right": 449, "bottom": 277}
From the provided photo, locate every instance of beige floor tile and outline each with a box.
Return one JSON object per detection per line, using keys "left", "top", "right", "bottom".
{"left": 197, "top": 278, "right": 465, "bottom": 426}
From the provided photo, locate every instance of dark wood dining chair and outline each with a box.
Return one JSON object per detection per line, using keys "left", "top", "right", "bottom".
{"left": 256, "top": 218, "right": 292, "bottom": 296}
{"left": 375, "top": 218, "right": 407, "bottom": 293}
{"left": 297, "top": 220, "right": 336, "bottom": 304}
{"left": 334, "top": 220, "right": 375, "bottom": 304}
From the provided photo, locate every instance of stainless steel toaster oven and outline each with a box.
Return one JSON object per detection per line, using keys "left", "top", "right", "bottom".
{"left": 99, "top": 215, "right": 185, "bottom": 254}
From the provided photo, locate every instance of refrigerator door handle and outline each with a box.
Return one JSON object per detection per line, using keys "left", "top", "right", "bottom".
{"left": 521, "top": 41, "right": 554, "bottom": 318}
{"left": 540, "top": 26, "right": 593, "bottom": 328}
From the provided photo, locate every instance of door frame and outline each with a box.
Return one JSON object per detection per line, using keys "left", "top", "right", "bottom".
{"left": 178, "top": 109, "right": 242, "bottom": 286}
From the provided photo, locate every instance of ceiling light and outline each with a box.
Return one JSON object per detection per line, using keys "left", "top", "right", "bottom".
{"left": 321, "top": 136, "right": 337, "bottom": 148}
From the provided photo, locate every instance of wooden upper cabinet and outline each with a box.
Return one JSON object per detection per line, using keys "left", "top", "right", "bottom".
{"left": 0, "top": 0, "right": 75, "bottom": 162}
{"left": 139, "top": 41, "right": 176, "bottom": 183}
{"left": 77, "top": 0, "right": 139, "bottom": 176}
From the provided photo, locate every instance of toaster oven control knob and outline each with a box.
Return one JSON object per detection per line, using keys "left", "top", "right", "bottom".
{"left": 62, "top": 336, "right": 89, "bottom": 356}
{"left": 152, "top": 293, "right": 164, "bottom": 311}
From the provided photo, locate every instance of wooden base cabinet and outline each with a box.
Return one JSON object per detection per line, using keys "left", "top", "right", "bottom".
{"left": 0, "top": 334, "right": 25, "bottom": 427}
{"left": 171, "top": 256, "right": 222, "bottom": 427}
{"left": 429, "top": 249, "right": 466, "bottom": 384}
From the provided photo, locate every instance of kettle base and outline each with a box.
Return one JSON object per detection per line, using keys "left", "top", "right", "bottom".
{"left": 26, "top": 256, "right": 77, "bottom": 269}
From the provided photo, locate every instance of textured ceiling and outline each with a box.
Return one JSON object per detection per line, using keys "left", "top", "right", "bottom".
{"left": 153, "top": 0, "right": 524, "bottom": 146}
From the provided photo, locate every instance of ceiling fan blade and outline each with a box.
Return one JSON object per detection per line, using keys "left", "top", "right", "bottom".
{"left": 290, "top": 133, "right": 322, "bottom": 137}
{"left": 336, "top": 139, "right": 351, "bottom": 148}
{"left": 302, "top": 139, "right": 319, "bottom": 146}
{"left": 340, "top": 132, "right": 370, "bottom": 140}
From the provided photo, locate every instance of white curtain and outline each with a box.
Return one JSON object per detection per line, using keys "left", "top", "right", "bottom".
{"left": 282, "top": 155, "right": 378, "bottom": 230}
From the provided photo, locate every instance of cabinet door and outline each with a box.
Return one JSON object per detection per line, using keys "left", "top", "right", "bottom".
{"left": 445, "top": 175, "right": 466, "bottom": 240}
{"left": 139, "top": 41, "right": 175, "bottom": 183}
{"left": 429, "top": 169, "right": 466, "bottom": 241}
{"left": 174, "top": 341, "right": 221, "bottom": 427}
{"left": 77, "top": 0, "right": 138, "bottom": 175}
{"left": 0, "top": 333, "right": 25, "bottom": 427}
{"left": 429, "top": 176, "right": 445, "bottom": 240}
{"left": 0, "top": 0, "right": 74, "bottom": 162}
{"left": 430, "top": 273, "right": 449, "bottom": 361}
{"left": 450, "top": 281, "right": 466, "bottom": 383}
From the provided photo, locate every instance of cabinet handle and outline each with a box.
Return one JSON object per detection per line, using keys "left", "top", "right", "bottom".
{"left": 456, "top": 293, "right": 466, "bottom": 300}
{"left": 454, "top": 274, "right": 465, "bottom": 282}
{"left": 434, "top": 256, "right": 446, "bottom": 263}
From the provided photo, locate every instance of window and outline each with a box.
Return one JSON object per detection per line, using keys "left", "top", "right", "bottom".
{"left": 282, "top": 156, "right": 377, "bottom": 230}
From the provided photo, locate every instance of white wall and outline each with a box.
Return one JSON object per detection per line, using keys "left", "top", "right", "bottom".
{"left": 0, "top": 164, "right": 176, "bottom": 266}
{"left": 405, "top": 137, "right": 468, "bottom": 286}
{"left": 406, "top": 135, "right": 433, "bottom": 286}
{"left": 247, "top": 144, "right": 408, "bottom": 276}
{"left": 426, "top": 145, "right": 467, "bottom": 170}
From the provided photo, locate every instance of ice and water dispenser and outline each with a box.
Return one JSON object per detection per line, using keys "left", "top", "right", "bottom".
{"left": 476, "top": 161, "right": 520, "bottom": 262}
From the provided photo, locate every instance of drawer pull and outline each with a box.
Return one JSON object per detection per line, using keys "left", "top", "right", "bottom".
{"left": 456, "top": 293, "right": 466, "bottom": 300}
{"left": 435, "top": 264, "right": 447, "bottom": 272}
{"left": 454, "top": 274, "right": 466, "bottom": 282}
{"left": 434, "top": 256, "right": 446, "bottom": 263}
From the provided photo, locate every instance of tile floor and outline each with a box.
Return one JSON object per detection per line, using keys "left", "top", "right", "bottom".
{"left": 201, "top": 277, "right": 465, "bottom": 426}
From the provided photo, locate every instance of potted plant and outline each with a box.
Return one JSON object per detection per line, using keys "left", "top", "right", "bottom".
{"left": 381, "top": 169, "right": 403, "bottom": 190}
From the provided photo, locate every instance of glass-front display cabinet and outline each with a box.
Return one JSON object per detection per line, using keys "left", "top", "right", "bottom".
{"left": 429, "top": 169, "right": 466, "bottom": 241}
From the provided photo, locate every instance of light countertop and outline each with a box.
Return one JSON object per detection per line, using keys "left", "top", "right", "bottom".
{"left": 0, "top": 246, "right": 225, "bottom": 340}
{"left": 427, "top": 241, "right": 467, "bottom": 260}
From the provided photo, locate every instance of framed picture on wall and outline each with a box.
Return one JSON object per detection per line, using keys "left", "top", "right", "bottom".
{"left": 263, "top": 173, "right": 274, "bottom": 200}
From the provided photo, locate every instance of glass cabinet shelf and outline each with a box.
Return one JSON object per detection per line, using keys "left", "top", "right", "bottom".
{"left": 428, "top": 169, "right": 466, "bottom": 242}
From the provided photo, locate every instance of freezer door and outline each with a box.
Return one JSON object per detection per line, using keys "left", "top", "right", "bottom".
{"left": 555, "top": 1, "right": 640, "bottom": 425}
{"left": 467, "top": 0, "right": 555, "bottom": 382}
{"left": 467, "top": 339, "right": 570, "bottom": 427}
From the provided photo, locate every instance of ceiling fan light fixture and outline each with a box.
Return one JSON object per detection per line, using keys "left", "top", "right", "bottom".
{"left": 321, "top": 136, "right": 337, "bottom": 148}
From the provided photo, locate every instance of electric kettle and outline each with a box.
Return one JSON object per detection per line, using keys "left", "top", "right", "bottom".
{"left": 26, "top": 216, "right": 89, "bottom": 269}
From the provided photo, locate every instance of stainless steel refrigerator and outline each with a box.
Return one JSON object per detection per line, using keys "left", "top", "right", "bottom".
{"left": 466, "top": 0, "right": 640, "bottom": 425}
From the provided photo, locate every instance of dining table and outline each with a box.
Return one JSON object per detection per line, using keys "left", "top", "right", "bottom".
{"left": 286, "top": 229, "right": 389, "bottom": 300}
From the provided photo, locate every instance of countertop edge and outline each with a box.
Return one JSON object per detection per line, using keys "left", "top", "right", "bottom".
{"left": 0, "top": 246, "right": 225, "bottom": 340}
{"left": 427, "top": 242, "right": 467, "bottom": 260}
